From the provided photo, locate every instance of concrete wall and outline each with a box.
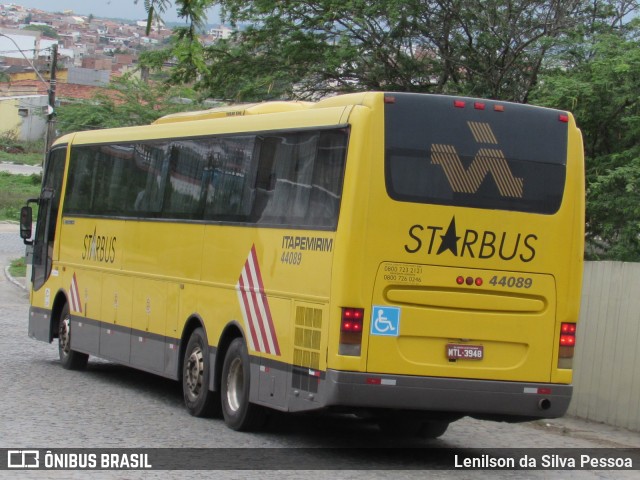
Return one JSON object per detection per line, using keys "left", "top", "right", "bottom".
{"left": 0, "top": 95, "right": 47, "bottom": 141}
{"left": 67, "top": 67, "right": 110, "bottom": 86}
{"left": 568, "top": 261, "right": 640, "bottom": 431}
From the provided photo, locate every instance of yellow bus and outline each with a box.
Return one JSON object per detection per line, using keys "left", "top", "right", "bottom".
{"left": 21, "top": 92, "right": 584, "bottom": 436}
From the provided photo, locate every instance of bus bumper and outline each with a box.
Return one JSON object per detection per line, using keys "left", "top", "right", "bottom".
{"left": 322, "top": 369, "right": 572, "bottom": 419}
{"left": 28, "top": 306, "right": 53, "bottom": 343}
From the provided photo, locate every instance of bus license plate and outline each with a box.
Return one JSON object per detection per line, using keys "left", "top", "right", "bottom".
{"left": 446, "top": 344, "right": 484, "bottom": 360}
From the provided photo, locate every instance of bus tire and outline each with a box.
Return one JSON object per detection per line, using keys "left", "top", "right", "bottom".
{"left": 182, "top": 327, "right": 220, "bottom": 417}
{"left": 419, "top": 420, "right": 449, "bottom": 439}
{"left": 378, "top": 414, "right": 449, "bottom": 439}
{"left": 58, "top": 303, "right": 88, "bottom": 370}
{"left": 221, "top": 337, "right": 266, "bottom": 431}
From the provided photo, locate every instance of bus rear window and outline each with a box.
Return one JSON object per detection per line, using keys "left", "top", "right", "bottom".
{"left": 385, "top": 93, "right": 568, "bottom": 214}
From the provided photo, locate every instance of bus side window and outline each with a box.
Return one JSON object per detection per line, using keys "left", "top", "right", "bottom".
{"left": 250, "top": 136, "right": 278, "bottom": 222}
{"left": 307, "top": 131, "right": 347, "bottom": 227}
{"left": 256, "top": 132, "right": 317, "bottom": 225}
{"left": 203, "top": 136, "right": 256, "bottom": 221}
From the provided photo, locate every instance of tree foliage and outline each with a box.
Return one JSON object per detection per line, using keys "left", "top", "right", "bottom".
{"left": 532, "top": 19, "right": 640, "bottom": 260}
{"left": 138, "top": 0, "right": 640, "bottom": 260}
{"left": 55, "top": 75, "right": 208, "bottom": 135}
{"left": 24, "top": 24, "right": 58, "bottom": 39}
{"left": 141, "top": 0, "right": 596, "bottom": 102}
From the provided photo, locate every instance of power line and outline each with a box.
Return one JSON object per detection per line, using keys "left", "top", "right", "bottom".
{"left": 0, "top": 48, "right": 39, "bottom": 54}
{"left": 0, "top": 33, "right": 48, "bottom": 84}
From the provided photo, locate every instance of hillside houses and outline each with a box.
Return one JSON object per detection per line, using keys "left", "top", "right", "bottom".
{"left": 0, "top": 3, "right": 231, "bottom": 140}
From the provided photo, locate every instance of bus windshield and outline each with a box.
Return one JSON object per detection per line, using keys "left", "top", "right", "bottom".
{"left": 384, "top": 93, "right": 568, "bottom": 214}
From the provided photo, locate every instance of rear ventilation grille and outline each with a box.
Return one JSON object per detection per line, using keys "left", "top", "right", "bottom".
{"left": 293, "top": 306, "right": 321, "bottom": 369}
{"left": 292, "top": 306, "right": 323, "bottom": 393}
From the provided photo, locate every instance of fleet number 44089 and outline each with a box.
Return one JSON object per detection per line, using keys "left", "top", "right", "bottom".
{"left": 489, "top": 276, "right": 533, "bottom": 289}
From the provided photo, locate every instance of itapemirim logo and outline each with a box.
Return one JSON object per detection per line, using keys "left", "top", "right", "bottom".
{"left": 431, "top": 121, "right": 524, "bottom": 198}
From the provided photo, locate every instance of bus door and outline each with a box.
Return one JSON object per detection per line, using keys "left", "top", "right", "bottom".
{"left": 32, "top": 147, "right": 67, "bottom": 291}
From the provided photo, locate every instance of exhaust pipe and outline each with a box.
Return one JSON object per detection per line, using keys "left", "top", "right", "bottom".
{"left": 538, "top": 398, "right": 551, "bottom": 411}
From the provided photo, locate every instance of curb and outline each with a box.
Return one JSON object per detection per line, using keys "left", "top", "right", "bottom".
{"left": 4, "top": 265, "right": 27, "bottom": 291}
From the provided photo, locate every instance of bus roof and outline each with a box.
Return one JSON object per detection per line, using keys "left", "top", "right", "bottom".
{"left": 152, "top": 101, "right": 314, "bottom": 124}
{"left": 152, "top": 92, "right": 379, "bottom": 125}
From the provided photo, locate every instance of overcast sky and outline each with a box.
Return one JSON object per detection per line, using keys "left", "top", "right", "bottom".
{"left": 8, "top": 1, "right": 220, "bottom": 23}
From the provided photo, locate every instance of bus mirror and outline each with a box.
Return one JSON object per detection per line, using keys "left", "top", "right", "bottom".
{"left": 20, "top": 206, "right": 33, "bottom": 244}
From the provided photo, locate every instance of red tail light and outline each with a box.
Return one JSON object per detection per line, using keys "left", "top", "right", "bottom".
{"left": 339, "top": 307, "right": 364, "bottom": 356}
{"left": 560, "top": 323, "right": 576, "bottom": 346}
{"left": 558, "top": 322, "right": 576, "bottom": 368}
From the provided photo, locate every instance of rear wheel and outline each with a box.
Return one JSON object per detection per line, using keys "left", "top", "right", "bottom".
{"left": 221, "top": 338, "right": 266, "bottom": 431}
{"left": 182, "top": 327, "right": 220, "bottom": 417}
{"left": 58, "top": 303, "right": 88, "bottom": 370}
{"left": 418, "top": 420, "right": 449, "bottom": 439}
{"left": 377, "top": 413, "right": 449, "bottom": 439}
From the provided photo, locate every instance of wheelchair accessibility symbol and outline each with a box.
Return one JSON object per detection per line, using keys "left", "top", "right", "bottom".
{"left": 371, "top": 306, "right": 400, "bottom": 336}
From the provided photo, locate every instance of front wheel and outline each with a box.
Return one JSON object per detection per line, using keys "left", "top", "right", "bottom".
{"left": 58, "top": 304, "right": 88, "bottom": 370}
{"left": 182, "top": 327, "right": 220, "bottom": 417}
{"left": 221, "top": 338, "right": 266, "bottom": 431}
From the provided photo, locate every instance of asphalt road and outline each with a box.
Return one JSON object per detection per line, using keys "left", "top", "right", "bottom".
{"left": 0, "top": 224, "right": 638, "bottom": 479}
{"left": 0, "top": 162, "right": 42, "bottom": 176}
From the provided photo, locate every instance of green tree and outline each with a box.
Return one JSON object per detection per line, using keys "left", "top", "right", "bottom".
{"left": 532, "top": 21, "right": 640, "bottom": 260}
{"left": 137, "top": 0, "right": 640, "bottom": 259}
{"left": 140, "top": 0, "right": 601, "bottom": 102}
{"left": 24, "top": 24, "right": 59, "bottom": 39}
{"left": 55, "top": 75, "right": 209, "bottom": 134}
{"left": 135, "top": 0, "right": 172, "bottom": 35}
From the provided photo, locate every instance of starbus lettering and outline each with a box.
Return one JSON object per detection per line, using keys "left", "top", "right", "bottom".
{"left": 82, "top": 227, "right": 117, "bottom": 263}
{"left": 404, "top": 216, "right": 537, "bottom": 263}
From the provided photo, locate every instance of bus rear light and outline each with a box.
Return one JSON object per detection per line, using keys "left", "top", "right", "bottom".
{"left": 559, "top": 114, "right": 569, "bottom": 123}
{"left": 494, "top": 105, "right": 505, "bottom": 112}
{"left": 339, "top": 307, "right": 364, "bottom": 356}
{"left": 560, "top": 334, "right": 576, "bottom": 346}
{"left": 474, "top": 102, "right": 486, "bottom": 110}
{"left": 454, "top": 100, "right": 466, "bottom": 108}
{"left": 366, "top": 377, "right": 397, "bottom": 386}
{"left": 558, "top": 322, "right": 576, "bottom": 368}
{"left": 560, "top": 322, "right": 576, "bottom": 346}
{"left": 456, "top": 276, "right": 483, "bottom": 287}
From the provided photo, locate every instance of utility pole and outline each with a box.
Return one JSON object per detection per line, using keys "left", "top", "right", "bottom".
{"left": 43, "top": 43, "right": 58, "bottom": 163}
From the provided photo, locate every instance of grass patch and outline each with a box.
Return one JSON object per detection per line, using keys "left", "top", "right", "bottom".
{"left": 0, "top": 136, "right": 45, "bottom": 166}
{"left": 8, "top": 257, "right": 26, "bottom": 278}
{"left": 0, "top": 172, "right": 42, "bottom": 221}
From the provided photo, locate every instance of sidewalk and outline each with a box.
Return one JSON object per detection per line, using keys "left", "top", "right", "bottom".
{"left": 531, "top": 416, "right": 640, "bottom": 448}
{"left": 1, "top": 221, "right": 27, "bottom": 290}
{"left": 0, "top": 221, "right": 19, "bottom": 233}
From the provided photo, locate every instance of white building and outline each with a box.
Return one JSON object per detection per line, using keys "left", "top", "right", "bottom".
{"left": 208, "top": 25, "right": 233, "bottom": 40}
{"left": 0, "top": 28, "right": 39, "bottom": 60}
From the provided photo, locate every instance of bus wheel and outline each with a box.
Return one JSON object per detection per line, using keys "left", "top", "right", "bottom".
{"left": 378, "top": 415, "right": 449, "bottom": 439}
{"left": 221, "top": 338, "right": 266, "bottom": 431}
{"left": 183, "top": 328, "right": 220, "bottom": 417}
{"left": 419, "top": 420, "right": 449, "bottom": 439}
{"left": 58, "top": 304, "right": 88, "bottom": 370}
